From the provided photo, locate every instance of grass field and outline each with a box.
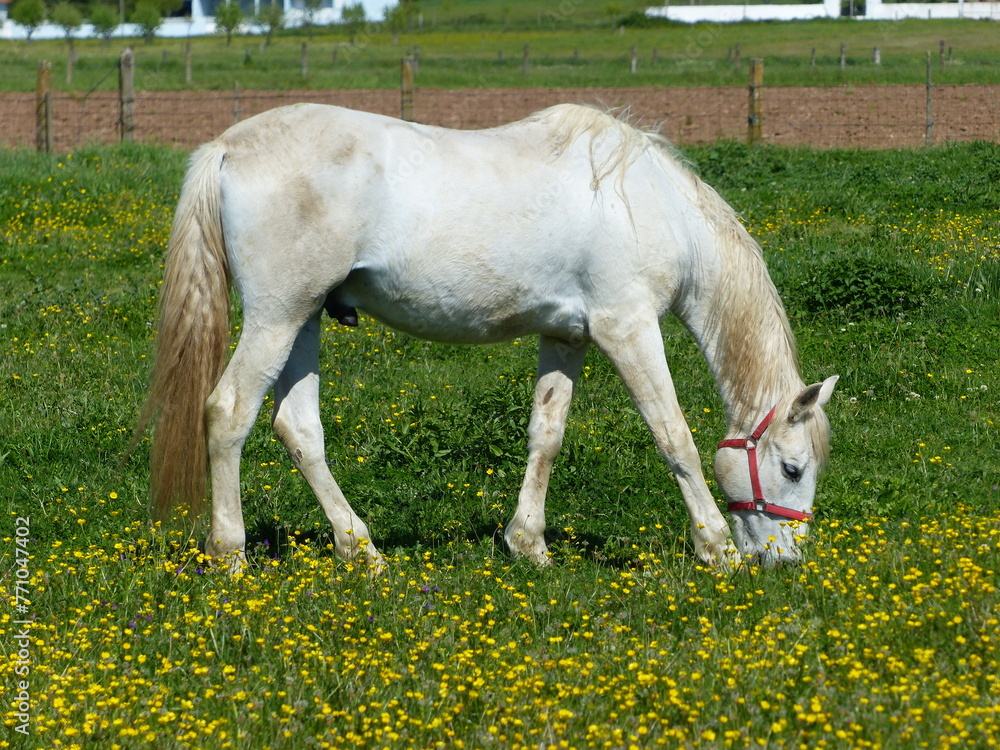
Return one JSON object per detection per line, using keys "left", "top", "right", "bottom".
{"left": 1, "top": 15, "right": 998, "bottom": 92}
{"left": 1, "top": 140, "right": 999, "bottom": 747}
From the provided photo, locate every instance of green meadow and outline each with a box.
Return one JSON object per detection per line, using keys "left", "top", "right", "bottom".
{"left": 1, "top": 12, "right": 998, "bottom": 91}
{"left": 1, "top": 136, "right": 998, "bottom": 747}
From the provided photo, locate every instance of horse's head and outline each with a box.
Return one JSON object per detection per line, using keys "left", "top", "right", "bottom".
{"left": 714, "top": 376, "right": 838, "bottom": 566}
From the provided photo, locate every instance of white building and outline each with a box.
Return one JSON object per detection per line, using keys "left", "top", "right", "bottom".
{"left": 645, "top": 0, "right": 1000, "bottom": 23}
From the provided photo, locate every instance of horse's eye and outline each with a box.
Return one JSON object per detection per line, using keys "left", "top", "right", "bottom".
{"left": 782, "top": 462, "right": 802, "bottom": 482}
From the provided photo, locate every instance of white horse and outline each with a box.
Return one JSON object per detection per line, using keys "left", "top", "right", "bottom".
{"left": 136, "top": 103, "right": 837, "bottom": 570}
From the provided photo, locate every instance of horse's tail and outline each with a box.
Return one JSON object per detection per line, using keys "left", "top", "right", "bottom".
{"left": 132, "top": 141, "right": 231, "bottom": 520}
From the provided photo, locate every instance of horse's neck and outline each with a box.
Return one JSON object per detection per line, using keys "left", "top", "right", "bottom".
{"left": 681, "top": 203, "right": 803, "bottom": 434}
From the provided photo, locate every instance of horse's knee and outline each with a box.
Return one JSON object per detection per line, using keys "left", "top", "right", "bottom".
{"left": 654, "top": 422, "right": 699, "bottom": 464}
{"left": 526, "top": 420, "right": 565, "bottom": 460}
{"left": 205, "top": 384, "right": 242, "bottom": 454}
{"left": 271, "top": 409, "right": 324, "bottom": 467}
{"left": 205, "top": 383, "right": 234, "bottom": 423}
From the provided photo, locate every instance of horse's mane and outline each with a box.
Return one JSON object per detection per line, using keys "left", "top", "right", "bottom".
{"left": 536, "top": 103, "right": 683, "bottom": 194}
{"left": 539, "top": 104, "right": 823, "bottom": 452}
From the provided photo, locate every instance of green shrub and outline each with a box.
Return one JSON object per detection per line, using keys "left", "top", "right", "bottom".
{"left": 785, "top": 254, "right": 937, "bottom": 317}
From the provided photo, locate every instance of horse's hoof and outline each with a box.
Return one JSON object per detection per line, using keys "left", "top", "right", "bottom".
{"left": 210, "top": 549, "right": 247, "bottom": 575}
{"left": 504, "top": 534, "right": 552, "bottom": 566}
{"left": 363, "top": 548, "right": 387, "bottom": 576}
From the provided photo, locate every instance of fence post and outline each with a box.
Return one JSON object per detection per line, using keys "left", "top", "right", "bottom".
{"left": 233, "top": 81, "right": 242, "bottom": 124}
{"left": 35, "top": 60, "right": 52, "bottom": 153}
{"left": 840, "top": 42, "right": 846, "bottom": 71}
{"left": 400, "top": 57, "right": 415, "bottom": 122}
{"left": 185, "top": 41, "right": 192, "bottom": 84}
{"left": 630, "top": 43, "right": 637, "bottom": 74}
{"left": 748, "top": 58, "right": 763, "bottom": 146}
{"left": 301, "top": 42, "right": 308, "bottom": 78}
{"left": 925, "top": 51, "right": 933, "bottom": 146}
{"left": 119, "top": 48, "right": 135, "bottom": 144}
{"left": 523, "top": 44, "right": 530, "bottom": 74}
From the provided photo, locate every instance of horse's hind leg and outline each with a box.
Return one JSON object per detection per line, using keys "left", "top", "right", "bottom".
{"left": 271, "top": 315, "right": 384, "bottom": 570}
{"left": 590, "top": 315, "right": 736, "bottom": 567}
{"left": 505, "top": 335, "right": 589, "bottom": 565}
{"left": 205, "top": 319, "right": 302, "bottom": 570}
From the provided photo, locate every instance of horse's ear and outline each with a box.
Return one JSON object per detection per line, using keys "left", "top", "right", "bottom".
{"left": 788, "top": 375, "right": 839, "bottom": 423}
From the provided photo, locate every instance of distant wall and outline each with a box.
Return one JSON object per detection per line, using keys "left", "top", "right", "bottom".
{"left": 865, "top": 0, "right": 1000, "bottom": 20}
{"left": 644, "top": 0, "right": 1000, "bottom": 23}
{"left": 646, "top": 0, "right": 840, "bottom": 23}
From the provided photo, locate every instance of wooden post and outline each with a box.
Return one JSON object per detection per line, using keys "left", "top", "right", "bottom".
{"left": 400, "top": 57, "right": 415, "bottom": 122}
{"left": 630, "top": 43, "right": 637, "bottom": 74}
{"left": 925, "top": 51, "right": 933, "bottom": 146}
{"left": 233, "top": 81, "right": 241, "bottom": 124}
{"left": 522, "top": 43, "right": 530, "bottom": 74}
{"left": 185, "top": 41, "right": 192, "bottom": 84}
{"left": 119, "top": 47, "right": 134, "bottom": 144}
{"left": 301, "top": 42, "right": 308, "bottom": 78}
{"left": 733, "top": 43, "right": 740, "bottom": 69}
{"left": 748, "top": 58, "right": 763, "bottom": 146}
{"left": 35, "top": 60, "right": 52, "bottom": 153}
{"left": 66, "top": 49, "right": 75, "bottom": 86}
{"left": 840, "top": 42, "right": 846, "bottom": 71}
{"left": 873, "top": 47, "right": 880, "bottom": 65}
{"left": 939, "top": 39, "right": 945, "bottom": 70}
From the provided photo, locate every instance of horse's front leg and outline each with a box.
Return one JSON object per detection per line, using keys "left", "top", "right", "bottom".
{"left": 271, "top": 316, "right": 385, "bottom": 572}
{"left": 505, "top": 336, "right": 589, "bottom": 565}
{"left": 591, "top": 315, "right": 739, "bottom": 568}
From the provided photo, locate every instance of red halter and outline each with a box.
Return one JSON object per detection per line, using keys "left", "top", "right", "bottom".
{"left": 718, "top": 407, "right": 814, "bottom": 523}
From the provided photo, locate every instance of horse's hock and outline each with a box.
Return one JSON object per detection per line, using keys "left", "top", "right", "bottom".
{"left": 1, "top": 84, "right": 997, "bottom": 152}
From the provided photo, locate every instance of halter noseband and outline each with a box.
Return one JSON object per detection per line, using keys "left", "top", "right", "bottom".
{"left": 717, "top": 407, "right": 813, "bottom": 523}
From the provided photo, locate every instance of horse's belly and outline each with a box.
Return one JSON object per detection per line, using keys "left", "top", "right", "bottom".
{"left": 337, "top": 268, "right": 587, "bottom": 345}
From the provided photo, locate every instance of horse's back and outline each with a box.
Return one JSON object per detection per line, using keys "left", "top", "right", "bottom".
{"left": 211, "top": 103, "right": 706, "bottom": 344}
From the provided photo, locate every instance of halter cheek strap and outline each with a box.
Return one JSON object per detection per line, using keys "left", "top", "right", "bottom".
{"left": 718, "top": 407, "right": 814, "bottom": 523}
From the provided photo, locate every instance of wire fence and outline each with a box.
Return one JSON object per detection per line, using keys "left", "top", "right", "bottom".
{"left": 2, "top": 80, "right": 998, "bottom": 152}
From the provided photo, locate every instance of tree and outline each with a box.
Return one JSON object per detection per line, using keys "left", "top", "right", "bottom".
{"left": 382, "top": 2, "right": 407, "bottom": 44}
{"left": 131, "top": 0, "right": 162, "bottom": 43}
{"left": 301, "top": 0, "right": 321, "bottom": 38}
{"left": 604, "top": 2, "right": 624, "bottom": 28}
{"left": 10, "top": 0, "right": 47, "bottom": 42}
{"left": 50, "top": 1, "right": 83, "bottom": 50}
{"left": 88, "top": 2, "right": 119, "bottom": 43}
{"left": 214, "top": 0, "right": 243, "bottom": 45}
{"left": 341, "top": 1, "right": 365, "bottom": 46}
{"left": 253, "top": 1, "right": 283, "bottom": 46}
